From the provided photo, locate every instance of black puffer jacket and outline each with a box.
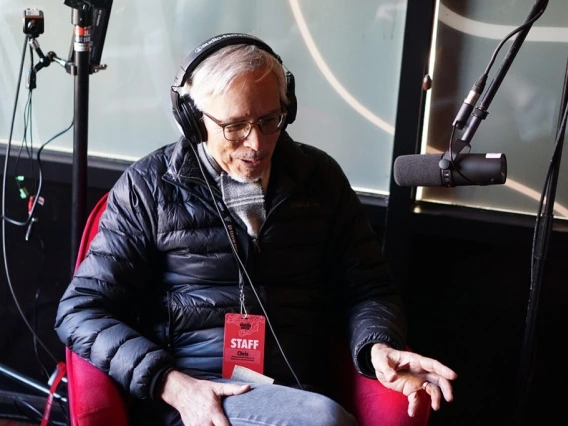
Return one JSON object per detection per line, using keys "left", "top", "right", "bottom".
{"left": 55, "top": 132, "right": 406, "bottom": 401}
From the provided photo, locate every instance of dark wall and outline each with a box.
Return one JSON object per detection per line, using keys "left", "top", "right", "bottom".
{"left": 399, "top": 213, "right": 567, "bottom": 426}
{"left": 0, "top": 153, "right": 118, "bottom": 422}
{"left": 0, "top": 177, "right": 109, "bottom": 380}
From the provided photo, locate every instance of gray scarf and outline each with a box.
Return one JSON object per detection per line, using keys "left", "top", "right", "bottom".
{"left": 197, "top": 143, "right": 266, "bottom": 238}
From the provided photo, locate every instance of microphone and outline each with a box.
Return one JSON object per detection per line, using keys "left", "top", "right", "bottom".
{"left": 393, "top": 153, "right": 507, "bottom": 187}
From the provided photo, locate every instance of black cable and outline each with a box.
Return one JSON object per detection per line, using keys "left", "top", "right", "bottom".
{"left": 36, "top": 120, "right": 74, "bottom": 168}
{"left": 514, "top": 60, "right": 568, "bottom": 426}
{"left": 27, "top": 90, "right": 38, "bottom": 196}
{"left": 2, "top": 36, "right": 74, "bottom": 365}
{"left": 1, "top": 118, "right": 74, "bottom": 366}
{"left": 34, "top": 289, "right": 51, "bottom": 380}
{"left": 1, "top": 33, "right": 71, "bottom": 426}
{"left": 12, "top": 44, "right": 35, "bottom": 178}
{"left": 25, "top": 42, "right": 37, "bottom": 192}
{"left": 13, "top": 396, "right": 61, "bottom": 426}
{"left": 483, "top": 1, "right": 548, "bottom": 76}
{"left": 3, "top": 39, "right": 68, "bottom": 228}
{"left": 14, "top": 92, "right": 34, "bottom": 179}
{"left": 13, "top": 397, "right": 43, "bottom": 424}
{"left": 530, "top": 74, "right": 568, "bottom": 282}
{"left": 2, "top": 36, "right": 32, "bottom": 227}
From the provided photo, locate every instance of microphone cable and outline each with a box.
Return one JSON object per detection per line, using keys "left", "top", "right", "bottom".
{"left": 189, "top": 141, "right": 304, "bottom": 390}
{"left": 13, "top": 41, "right": 38, "bottom": 199}
{"left": 514, "top": 62, "right": 568, "bottom": 426}
{"left": 2, "top": 37, "right": 46, "bottom": 229}
{"left": 482, "top": 0, "right": 548, "bottom": 77}
{"left": 1, "top": 117, "right": 74, "bottom": 366}
{"left": 2, "top": 34, "right": 74, "bottom": 366}
{"left": 469, "top": 0, "right": 549, "bottom": 106}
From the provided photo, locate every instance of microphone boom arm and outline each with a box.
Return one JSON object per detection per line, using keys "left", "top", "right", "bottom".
{"left": 444, "top": 0, "right": 549, "bottom": 164}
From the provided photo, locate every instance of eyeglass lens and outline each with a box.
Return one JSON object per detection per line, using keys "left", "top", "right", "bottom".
{"left": 224, "top": 114, "right": 285, "bottom": 141}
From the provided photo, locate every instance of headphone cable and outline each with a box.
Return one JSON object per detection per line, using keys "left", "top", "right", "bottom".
{"left": 189, "top": 141, "right": 303, "bottom": 390}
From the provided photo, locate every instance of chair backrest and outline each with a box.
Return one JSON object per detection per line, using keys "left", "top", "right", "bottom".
{"left": 74, "top": 193, "right": 109, "bottom": 271}
{"left": 65, "top": 192, "right": 430, "bottom": 426}
{"left": 67, "top": 193, "right": 129, "bottom": 426}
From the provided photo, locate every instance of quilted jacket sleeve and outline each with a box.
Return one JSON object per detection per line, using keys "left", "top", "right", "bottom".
{"left": 54, "top": 167, "right": 174, "bottom": 400}
{"left": 325, "top": 155, "right": 407, "bottom": 378}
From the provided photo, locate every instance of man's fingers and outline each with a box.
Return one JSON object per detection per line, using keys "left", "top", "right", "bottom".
{"left": 424, "top": 375, "right": 454, "bottom": 403}
{"left": 211, "top": 411, "right": 231, "bottom": 426}
{"left": 422, "top": 381, "right": 442, "bottom": 411}
{"left": 371, "top": 345, "right": 400, "bottom": 382}
{"left": 372, "top": 362, "right": 397, "bottom": 382}
{"left": 382, "top": 367, "right": 398, "bottom": 382}
{"left": 207, "top": 385, "right": 249, "bottom": 426}
{"left": 420, "top": 357, "right": 458, "bottom": 380}
{"left": 216, "top": 383, "right": 251, "bottom": 396}
{"left": 435, "top": 377, "right": 454, "bottom": 402}
{"left": 406, "top": 391, "right": 420, "bottom": 417}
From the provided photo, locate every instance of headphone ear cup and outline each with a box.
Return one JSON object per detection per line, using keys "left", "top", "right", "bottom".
{"left": 285, "top": 71, "right": 297, "bottom": 124}
{"left": 178, "top": 95, "right": 207, "bottom": 143}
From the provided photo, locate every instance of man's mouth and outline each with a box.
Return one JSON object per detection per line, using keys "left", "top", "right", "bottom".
{"left": 239, "top": 156, "right": 262, "bottom": 166}
{"left": 240, "top": 158, "right": 262, "bottom": 167}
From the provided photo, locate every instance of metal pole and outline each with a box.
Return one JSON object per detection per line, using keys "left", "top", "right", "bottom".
{"left": 70, "top": 7, "right": 91, "bottom": 274}
{"left": 0, "top": 364, "right": 67, "bottom": 403}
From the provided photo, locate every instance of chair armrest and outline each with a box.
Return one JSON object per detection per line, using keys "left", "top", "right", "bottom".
{"left": 350, "top": 370, "right": 430, "bottom": 426}
{"left": 335, "top": 342, "right": 431, "bottom": 426}
{"left": 66, "top": 348, "right": 129, "bottom": 426}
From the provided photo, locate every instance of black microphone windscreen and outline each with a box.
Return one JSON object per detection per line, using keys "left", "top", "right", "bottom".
{"left": 393, "top": 154, "right": 443, "bottom": 187}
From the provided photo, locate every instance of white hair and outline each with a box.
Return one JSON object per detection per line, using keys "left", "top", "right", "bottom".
{"left": 181, "top": 44, "right": 289, "bottom": 111}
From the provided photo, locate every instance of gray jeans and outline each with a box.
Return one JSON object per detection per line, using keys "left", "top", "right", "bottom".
{"left": 159, "top": 377, "right": 358, "bottom": 426}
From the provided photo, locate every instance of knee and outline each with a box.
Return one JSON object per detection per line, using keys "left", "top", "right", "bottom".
{"left": 300, "top": 393, "right": 358, "bottom": 426}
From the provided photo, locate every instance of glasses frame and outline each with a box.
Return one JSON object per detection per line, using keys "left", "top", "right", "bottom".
{"left": 202, "top": 111, "right": 287, "bottom": 141}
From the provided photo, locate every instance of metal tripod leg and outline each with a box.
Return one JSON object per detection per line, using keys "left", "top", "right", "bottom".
{"left": 0, "top": 362, "right": 67, "bottom": 403}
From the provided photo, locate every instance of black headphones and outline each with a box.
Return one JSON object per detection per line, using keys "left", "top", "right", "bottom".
{"left": 170, "top": 33, "right": 297, "bottom": 143}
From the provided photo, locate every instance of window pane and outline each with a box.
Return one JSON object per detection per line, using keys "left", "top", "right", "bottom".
{"left": 0, "top": 0, "right": 408, "bottom": 195}
{"left": 422, "top": 0, "right": 568, "bottom": 219}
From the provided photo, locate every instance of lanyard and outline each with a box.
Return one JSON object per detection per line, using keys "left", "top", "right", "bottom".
{"left": 215, "top": 199, "right": 248, "bottom": 317}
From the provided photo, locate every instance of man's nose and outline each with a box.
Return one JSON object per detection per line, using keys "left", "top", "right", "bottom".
{"left": 242, "top": 124, "right": 263, "bottom": 151}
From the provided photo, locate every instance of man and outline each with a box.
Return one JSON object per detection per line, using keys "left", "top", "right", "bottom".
{"left": 55, "top": 33, "right": 456, "bottom": 426}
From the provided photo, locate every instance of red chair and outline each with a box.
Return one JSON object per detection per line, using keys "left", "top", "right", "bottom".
{"left": 67, "top": 193, "right": 128, "bottom": 426}
{"left": 66, "top": 193, "right": 430, "bottom": 426}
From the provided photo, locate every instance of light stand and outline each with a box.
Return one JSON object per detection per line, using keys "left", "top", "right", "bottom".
{"left": 63, "top": 0, "right": 113, "bottom": 274}
{"left": 68, "top": 4, "right": 92, "bottom": 273}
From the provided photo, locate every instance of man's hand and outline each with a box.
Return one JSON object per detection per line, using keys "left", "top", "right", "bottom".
{"left": 160, "top": 370, "right": 251, "bottom": 426}
{"left": 370, "top": 343, "right": 457, "bottom": 418}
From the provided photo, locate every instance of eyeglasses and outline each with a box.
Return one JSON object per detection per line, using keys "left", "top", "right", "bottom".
{"left": 202, "top": 111, "right": 287, "bottom": 142}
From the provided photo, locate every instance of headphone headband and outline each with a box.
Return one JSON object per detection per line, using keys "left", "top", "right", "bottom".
{"left": 173, "top": 33, "right": 281, "bottom": 89}
{"left": 171, "top": 33, "right": 297, "bottom": 143}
